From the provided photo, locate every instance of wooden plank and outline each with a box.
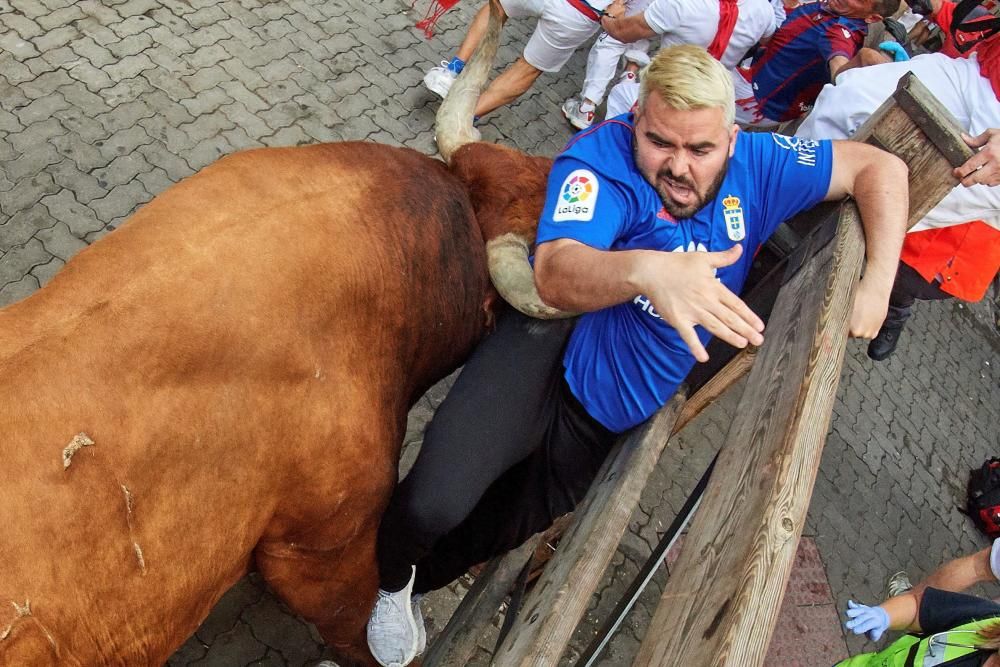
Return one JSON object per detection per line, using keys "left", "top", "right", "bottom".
{"left": 422, "top": 535, "right": 541, "bottom": 667}
{"left": 673, "top": 346, "right": 756, "bottom": 436}
{"left": 682, "top": 72, "right": 972, "bottom": 414}
{"left": 632, "top": 73, "right": 969, "bottom": 667}
{"left": 853, "top": 72, "right": 973, "bottom": 223}
{"left": 633, "top": 202, "right": 862, "bottom": 667}
{"left": 490, "top": 392, "right": 687, "bottom": 667}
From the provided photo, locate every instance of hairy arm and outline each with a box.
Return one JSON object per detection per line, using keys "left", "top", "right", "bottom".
{"left": 534, "top": 239, "right": 764, "bottom": 362}
{"left": 912, "top": 546, "right": 996, "bottom": 600}
{"left": 875, "top": 546, "right": 995, "bottom": 634}
{"left": 823, "top": 139, "right": 908, "bottom": 337}
{"left": 829, "top": 47, "right": 891, "bottom": 81}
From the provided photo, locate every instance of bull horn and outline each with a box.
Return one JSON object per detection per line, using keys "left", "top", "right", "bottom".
{"left": 487, "top": 233, "right": 578, "bottom": 319}
{"left": 435, "top": 0, "right": 504, "bottom": 162}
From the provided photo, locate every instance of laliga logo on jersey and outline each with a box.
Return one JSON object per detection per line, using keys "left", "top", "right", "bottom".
{"left": 553, "top": 169, "right": 599, "bottom": 222}
{"left": 722, "top": 195, "right": 745, "bottom": 242}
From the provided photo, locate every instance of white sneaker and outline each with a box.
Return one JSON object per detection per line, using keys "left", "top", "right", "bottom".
{"left": 561, "top": 97, "right": 595, "bottom": 130}
{"left": 424, "top": 62, "right": 458, "bottom": 99}
{"left": 367, "top": 567, "right": 419, "bottom": 667}
{"left": 412, "top": 594, "right": 426, "bottom": 656}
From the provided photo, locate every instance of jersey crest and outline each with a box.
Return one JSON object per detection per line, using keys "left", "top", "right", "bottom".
{"left": 722, "top": 195, "right": 746, "bottom": 241}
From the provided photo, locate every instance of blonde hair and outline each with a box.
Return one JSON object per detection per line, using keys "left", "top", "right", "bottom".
{"left": 977, "top": 618, "right": 1000, "bottom": 650}
{"left": 638, "top": 45, "right": 735, "bottom": 126}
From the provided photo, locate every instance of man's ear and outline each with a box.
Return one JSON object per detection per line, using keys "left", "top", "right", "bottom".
{"left": 728, "top": 123, "right": 739, "bottom": 157}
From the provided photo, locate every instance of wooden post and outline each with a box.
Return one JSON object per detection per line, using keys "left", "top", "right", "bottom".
{"left": 490, "top": 393, "right": 687, "bottom": 667}
{"left": 422, "top": 535, "right": 541, "bottom": 667}
{"left": 632, "top": 72, "right": 972, "bottom": 667}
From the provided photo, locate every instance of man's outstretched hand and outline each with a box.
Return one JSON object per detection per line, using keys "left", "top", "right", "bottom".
{"left": 639, "top": 244, "right": 765, "bottom": 362}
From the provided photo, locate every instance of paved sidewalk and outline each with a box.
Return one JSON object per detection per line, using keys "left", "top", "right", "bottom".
{"left": 1, "top": 0, "right": 998, "bottom": 664}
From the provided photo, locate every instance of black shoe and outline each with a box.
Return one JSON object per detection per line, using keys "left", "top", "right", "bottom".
{"left": 867, "top": 323, "right": 904, "bottom": 361}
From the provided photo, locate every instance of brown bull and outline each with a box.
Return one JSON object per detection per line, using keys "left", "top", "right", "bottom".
{"left": 0, "top": 3, "right": 555, "bottom": 664}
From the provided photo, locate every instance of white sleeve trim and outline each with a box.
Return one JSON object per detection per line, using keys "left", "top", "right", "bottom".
{"left": 990, "top": 538, "right": 1000, "bottom": 582}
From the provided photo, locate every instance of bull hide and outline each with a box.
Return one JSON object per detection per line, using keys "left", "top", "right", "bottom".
{"left": 0, "top": 139, "right": 549, "bottom": 665}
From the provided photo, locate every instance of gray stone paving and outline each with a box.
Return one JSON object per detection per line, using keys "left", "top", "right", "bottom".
{"left": 2, "top": 0, "right": 999, "bottom": 664}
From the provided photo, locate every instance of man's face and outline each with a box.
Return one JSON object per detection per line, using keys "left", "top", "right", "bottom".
{"left": 632, "top": 92, "right": 738, "bottom": 220}
{"left": 820, "top": 0, "right": 878, "bottom": 19}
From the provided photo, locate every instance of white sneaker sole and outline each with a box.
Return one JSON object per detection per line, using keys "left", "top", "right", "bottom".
{"left": 561, "top": 103, "right": 592, "bottom": 131}
{"left": 423, "top": 73, "right": 453, "bottom": 99}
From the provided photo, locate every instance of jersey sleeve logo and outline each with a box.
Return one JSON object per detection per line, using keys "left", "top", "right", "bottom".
{"left": 553, "top": 169, "right": 600, "bottom": 222}
{"left": 772, "top": 134, "right": 819, "bottom": 167}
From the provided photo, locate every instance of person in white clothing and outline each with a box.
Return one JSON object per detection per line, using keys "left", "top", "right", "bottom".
{"left": 796, "top": 0, "right": 1000, "bottom": 359}
{"left": 593, "top": 0, "right": 779, "bottom": 120}
{"left": 561, "top": 0, "right": 653, "bottom": 129}
{"left": 421, "top": 0, "right": 611, "bottom": 118}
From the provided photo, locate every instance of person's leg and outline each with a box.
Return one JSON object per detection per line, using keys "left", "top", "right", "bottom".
{"left": 456, "top": 2, "right": 504, "bottom": 62}
{"left": 474, "top": 57, "right": 544, "bottom": 117}
{"left": 565, "top": 36, "right": 648, "bottom": 128}
{"left": 375, "top": 309, "right": 577, "bottom": 591}
{"left": 581, "top": 33, "right": 629, "bottom": 106}
{"left": 412, "top": 375, "right": 618, "bottom": 593}
{"left": 477, "top": 0, "right": 598, "bottom": 116}
{"left": 868, "top": 260, "right": 952, "bottom": 360}
{"left": 423, "top": 1, "right": 510, "bottom": 98}
{"left": 604, "top": 69, "right": 640, "bottom": 118}
{"left": 368, "top": 309, "right": 576, "bottom": 665}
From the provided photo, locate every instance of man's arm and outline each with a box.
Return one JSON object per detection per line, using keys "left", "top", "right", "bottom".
{"left": 823, "top": 140, "right": 908, "bottom": 337}
{"left": 829, "top": 47, "right": 891, "bottom": 81}
{"left": 600, "top": 7, "right": 657, "bottom": 43}
{"left": 533, "top": 240, "right": 765, "bottom": 362}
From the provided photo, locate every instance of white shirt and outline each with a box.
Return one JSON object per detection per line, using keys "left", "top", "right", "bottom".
{"left": 643, "top": 0, "right": 778, "bottom": 69}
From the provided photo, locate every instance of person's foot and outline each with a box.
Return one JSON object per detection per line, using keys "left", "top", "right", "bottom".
{"left": 867, "top": 321, "right": 905, "bottom": 361}
{"left": 885, "top": 570, "right": 913, "bottom": 598}
{"left": 367, "top": 567, "right": 419, "bottom": 667}
{"left": 561, "top": 97, "right": 595, "bottom": 130}
{"left": 424, "top": 61, "right": 459, "bottom": 98}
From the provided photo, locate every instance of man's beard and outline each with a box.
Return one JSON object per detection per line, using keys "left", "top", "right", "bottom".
{"left": 636, "top": 145, "right": 730, "bottom": 219}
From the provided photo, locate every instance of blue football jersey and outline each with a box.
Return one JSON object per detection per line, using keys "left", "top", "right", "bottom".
{"left": 535, "top": 115, "right": 833, "bottom": 433}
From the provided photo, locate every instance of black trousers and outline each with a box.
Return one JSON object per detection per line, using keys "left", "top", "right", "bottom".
{"left": 376, "top": 308, "right": 617, "bottom": 594}
{"left": 885, "top": 259, "right": 953, "bottom": 326}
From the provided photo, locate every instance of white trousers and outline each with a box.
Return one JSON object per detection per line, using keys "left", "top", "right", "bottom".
{"left": 581, "top": 33, "right": 650, "bottom": 104}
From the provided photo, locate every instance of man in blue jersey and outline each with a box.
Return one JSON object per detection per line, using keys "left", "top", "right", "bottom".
{"left": 365, "top": 44, "right": 907, "bottom": 667}
{"left": 732, "top": 0, "right": 900, "bottom": 128}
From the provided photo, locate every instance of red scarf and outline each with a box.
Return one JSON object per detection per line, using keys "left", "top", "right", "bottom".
{"left": 415, "top": 0, "right": 462, "bottom": 37}
{"left": 707, "top": 0, "right": 740, "bottom": 60}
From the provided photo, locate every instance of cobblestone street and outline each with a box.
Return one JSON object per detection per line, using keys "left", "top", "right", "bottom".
{"left": 1, "top": 0, "right": 998, "bottom": 664}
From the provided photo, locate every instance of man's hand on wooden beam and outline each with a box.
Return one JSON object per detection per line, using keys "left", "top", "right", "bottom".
{"left": 850, "top": 276, "right": 892, "bottom": 338}
{"left": 638, "top": 244, "right": 765, "bottom": 362}
{"left": 826, "top": 141, "right": 909, "bottom": 339}
{"left": 957, "top": 129, "right": 1000, "bottom": 187}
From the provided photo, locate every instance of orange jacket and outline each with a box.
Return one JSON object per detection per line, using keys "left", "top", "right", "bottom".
{"left": 901, "top": 220, "right": 1000, "bottom": 301}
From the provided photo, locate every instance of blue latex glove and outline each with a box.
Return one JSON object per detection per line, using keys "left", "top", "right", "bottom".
{"left": 844, "top": 600, "right": 891, "bottom": 641}
{"left": 878, "top": 41, "right": 911, "bottom": 62}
